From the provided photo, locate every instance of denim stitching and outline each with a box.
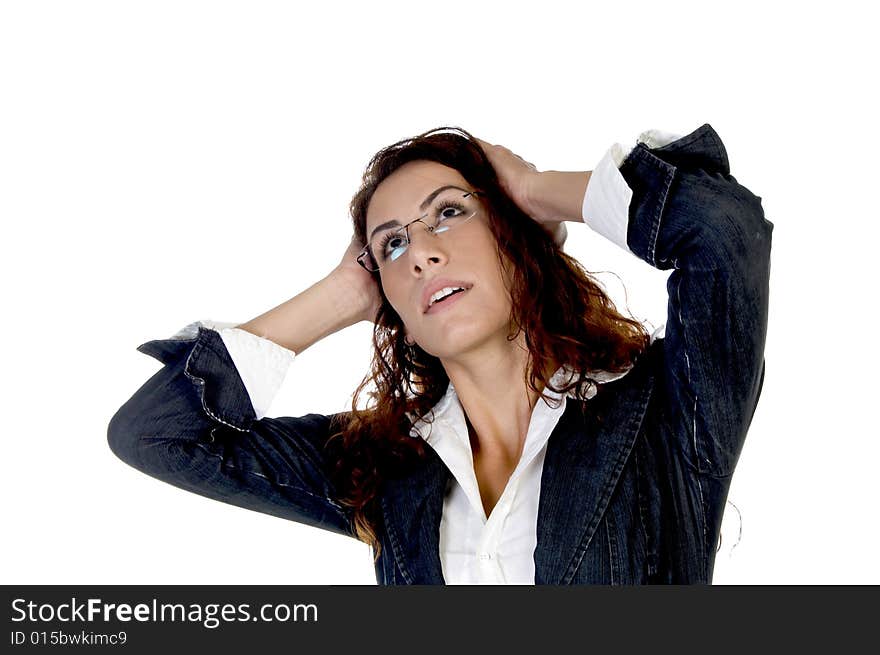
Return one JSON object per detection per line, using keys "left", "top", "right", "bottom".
{"left": 673, "top": 257, "right": 709, "bottom": 575}
{"left": 138, "top": 434, "right": 340, "bottom": 507}
{"left": 564, "top": 455, "right": 616, "bottom": 583}
{"left": 190, "top": 440, "right": 348, "bottom": 513}
{"left": 632, "top": 145, "right": 676, "bottom": 268}
{"left": 562, "top": 381, "right": 652, "bottom": 584}
{"left": 380, "top": 496, "right": 414, "bottom": 584}
{"left": 639, "top": 149, "right": 664, "bottom": 267}
{"left": 649, "top": 164, "right": 676, "bottom": 267}
{"left": 633, "top": 447, "right": 655, "bottom": 579}
{"left": 605, "top": 514, "right": 617, "bottom": 585}
{"left": 183, "top": 337, "right": 250, "bottom": 433}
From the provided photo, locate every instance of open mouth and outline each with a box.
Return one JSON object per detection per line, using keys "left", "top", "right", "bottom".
{"left": 425, "top": 287, "right": 469, "bottom": 315}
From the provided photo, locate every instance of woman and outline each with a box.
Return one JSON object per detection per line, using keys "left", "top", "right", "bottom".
{"left": 108, "top": 123, "right": 773, "bottom": 584}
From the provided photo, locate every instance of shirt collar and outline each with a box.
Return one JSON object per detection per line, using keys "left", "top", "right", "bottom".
{"left": 407, "top": 363, "right": 633, "bottom": 440}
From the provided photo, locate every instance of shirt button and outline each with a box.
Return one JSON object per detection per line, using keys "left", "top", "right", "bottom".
{"left": 478, "top": 553, "right": 492, "bottom": 561}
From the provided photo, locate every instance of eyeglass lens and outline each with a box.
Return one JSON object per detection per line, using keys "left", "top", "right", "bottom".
{"left": 366, "top": 190, "right": 479, "bottom": 271}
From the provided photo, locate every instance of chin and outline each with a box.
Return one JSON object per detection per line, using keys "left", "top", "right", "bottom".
{"left": 420, "top": 329, "right": 500, "bottom": 361}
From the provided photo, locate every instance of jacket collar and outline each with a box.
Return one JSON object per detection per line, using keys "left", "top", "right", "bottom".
{"left": 380, "top": 348, "right": 658, "bottom": 584}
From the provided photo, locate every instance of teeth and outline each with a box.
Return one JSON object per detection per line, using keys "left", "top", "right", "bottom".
{"left": 429, "top": 286, "right": 465, "bottom": 306}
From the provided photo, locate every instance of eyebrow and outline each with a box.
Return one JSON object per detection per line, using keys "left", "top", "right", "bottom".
{"left": 368, "top": 185, "right": 468, "bottom": 242}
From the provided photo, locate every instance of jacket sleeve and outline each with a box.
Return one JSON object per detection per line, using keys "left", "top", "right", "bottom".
{"left": 586, "top": 123, "right": 773, "bottom": 479}
{"left": 107, "top": 324, "right": 357, "bottom": 540}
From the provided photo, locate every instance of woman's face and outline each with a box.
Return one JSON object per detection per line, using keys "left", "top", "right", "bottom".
{"left": 365, "top": 159, "right": 515, "bottom": 360}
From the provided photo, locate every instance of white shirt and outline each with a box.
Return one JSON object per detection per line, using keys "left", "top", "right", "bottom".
{"left": 168, "top": 128, "right": 677, "bottom": 584}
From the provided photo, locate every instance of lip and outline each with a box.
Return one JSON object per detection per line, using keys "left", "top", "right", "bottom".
{"left": 421, "top": 278, "right": 474, "bottom": 314}
{"left": 425, "top": 286, "right": 470, "bottom": 315}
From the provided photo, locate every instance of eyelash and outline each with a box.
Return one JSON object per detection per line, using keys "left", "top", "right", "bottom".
{"left": 378, "top": 200, "right": 466, "bottom": 251}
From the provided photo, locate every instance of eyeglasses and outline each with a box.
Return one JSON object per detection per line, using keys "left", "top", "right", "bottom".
{"left": 357, "top": 189, "right": 484, "bottom": 272}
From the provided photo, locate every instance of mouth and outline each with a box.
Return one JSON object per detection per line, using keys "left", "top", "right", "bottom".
{"left": 424, "top": 285, "right": 471, "bottom": 315}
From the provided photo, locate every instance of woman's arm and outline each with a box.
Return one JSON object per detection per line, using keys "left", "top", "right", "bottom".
{"left": 513, "top": 125, "right": 772, "bottom": 481}
{"left": 513, "top": 124, "right": 772, "bottom": 578}
{"left": 524, "top": 169, "right": 592, "bottom": 224}
{"left": 107, "top": 260, "right": 376, "bottom": 540}
{"left": 619, "top": 125, "right": 772, "bottom": 480}
{"left": 236, "top": 270, "right": 368, "bottom": 355}
{"left": 615, "top": 125, "right": 773, "bottom": 582}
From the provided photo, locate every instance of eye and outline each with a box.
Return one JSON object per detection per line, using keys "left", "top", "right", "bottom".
{"left": 434, "top": 200, "right": 466, "bottom": 223}
{"left": 379, "top": 232, "right": 407, "bottom": 258}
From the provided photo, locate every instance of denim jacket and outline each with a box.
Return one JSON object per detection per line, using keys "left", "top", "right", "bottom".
{"left": 108, "top": 123, "right": 773, "bottom": 584}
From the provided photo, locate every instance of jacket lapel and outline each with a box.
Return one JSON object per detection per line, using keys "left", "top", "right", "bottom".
{"left": 380, "top": 446, "right": 450, "bottom": 584}
{"left": 531, "top": 124, "right": 720, "bottom": 583}
{"left": 381, "top": 344, "right": 657, "bottom": 585}
{"left": 534, "top": 346, "right": 657, "bottom": 584}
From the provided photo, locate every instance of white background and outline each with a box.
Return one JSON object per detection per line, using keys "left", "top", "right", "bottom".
{"left": 1, "top": 0, "right": 876, "bottom": 585}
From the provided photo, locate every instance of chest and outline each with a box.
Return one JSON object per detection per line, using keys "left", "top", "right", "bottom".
{"left": 472, "top": 450, "right": 519, "bottom": 518}
{"left": 465, "top": 415, "right": 527, "bottom": 517}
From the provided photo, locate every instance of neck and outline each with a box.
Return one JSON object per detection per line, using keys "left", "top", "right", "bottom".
{"left": 441, "top": 332, "right": 558, "bottom": 462}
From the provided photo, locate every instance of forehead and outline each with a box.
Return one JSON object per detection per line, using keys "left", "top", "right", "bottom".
{"left": 366, "top": 160, "right": 469, "bottom": 227}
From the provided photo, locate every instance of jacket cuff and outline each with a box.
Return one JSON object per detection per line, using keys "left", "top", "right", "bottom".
{"left": 581, "top": 129, "right": 684, "bottom": 254}
{"left": 136, "top": 326, "right": 257, "bottom": 432}
{"left": 618, "top": 142, "right": 677, "bottom": 268}
{"left": 135, "top": 319, "right": 241, "bottom": 365}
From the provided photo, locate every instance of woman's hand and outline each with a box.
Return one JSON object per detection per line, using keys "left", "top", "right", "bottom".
{"left": 475, "top": 137, "right": 568, "bottom": 247}
{"left": 474, "top": 138, "right": 539, "bottom": 215}
{"left": 330, "top": 234, "right": 384, "bottom": 324}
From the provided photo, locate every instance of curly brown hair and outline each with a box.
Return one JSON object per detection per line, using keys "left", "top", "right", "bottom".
{"left": 325, "top": 126, "right": 650, "bottom": 560}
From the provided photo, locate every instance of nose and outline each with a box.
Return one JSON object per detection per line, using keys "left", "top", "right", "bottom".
{"left": 405, "top": 220, "right": 448, "bottom": 273}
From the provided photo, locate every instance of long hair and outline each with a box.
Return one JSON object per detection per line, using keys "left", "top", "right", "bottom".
{"left": 326, "top": 126, "right": 650, "bottom": 560}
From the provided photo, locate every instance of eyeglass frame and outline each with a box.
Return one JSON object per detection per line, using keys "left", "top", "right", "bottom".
{"left": 356, "top": 189, "right": 486, "bottom": 272}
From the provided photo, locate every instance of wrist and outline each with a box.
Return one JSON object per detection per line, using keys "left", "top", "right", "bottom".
{"left": 323, "top": 271, "right": 372, "bottom": 324}
{"left": 526, "top": 170, "right": 591, "bottom": 224}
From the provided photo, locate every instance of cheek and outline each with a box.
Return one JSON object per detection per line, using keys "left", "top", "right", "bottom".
{"left": 381, "top": 281, "right": 411, "bottom": 319}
